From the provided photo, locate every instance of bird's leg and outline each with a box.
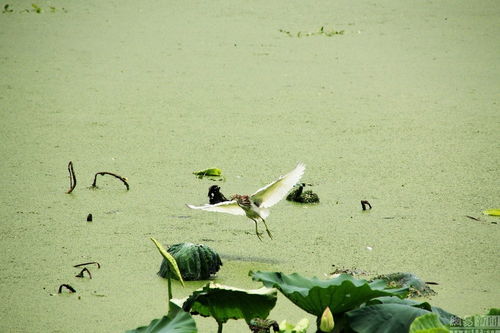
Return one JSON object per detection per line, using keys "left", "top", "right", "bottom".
{"left": 260, "top": 218, "right": 273, "bottom": 240}
{"left": 252, "top": 218, "right": 263, "bottom": 241}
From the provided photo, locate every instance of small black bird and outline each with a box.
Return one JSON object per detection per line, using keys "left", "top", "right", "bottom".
{"left": 208, "top": 185, "right": 228, "bottom": 205}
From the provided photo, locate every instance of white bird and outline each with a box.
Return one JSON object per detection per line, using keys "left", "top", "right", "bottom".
{"left": 187, "top": 163, "right": 305, "bottom": 240}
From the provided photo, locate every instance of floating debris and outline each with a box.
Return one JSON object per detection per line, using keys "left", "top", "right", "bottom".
{"left": 372, "top": 272, "right": 437, "bottom": 297}
{"left": 279, "top": 26, "right": 345, "bottom": 38}
{"left": 330, "top": 265, "right": 369, "bottom": 277}
{"left": 87, "top": 213, "right": 93, "bottom": 222}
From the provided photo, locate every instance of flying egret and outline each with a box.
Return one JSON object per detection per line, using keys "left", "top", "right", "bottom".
{"left": 187, "top": 163, "right": 305, "bottom": 240}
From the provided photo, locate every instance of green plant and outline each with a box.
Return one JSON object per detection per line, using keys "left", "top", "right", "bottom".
{"left": 193, "top": 168, "right": 224, "bottom": 181}
{"left": 409, "top": 313, "right": 449, "bottom": 333}
{"left": 151, "top": 238, "right": 184, "bottom": 301}
{"left": 278, "top": 319, "right": 309, "bottom": 333}
{"left": 158, "top": 243, "right": 222, "bottom": 281}
{"left": 251, "top": 271, "right": 408, "bottom": 331}
{"left": 126, "top": 300, "right": 197, "bottom": 333}
{"left": 180, "top": 283, "right": 277, "bottom": 333}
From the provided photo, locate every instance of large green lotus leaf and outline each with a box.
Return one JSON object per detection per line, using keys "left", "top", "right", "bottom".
{"left": 368, "top": 296, "right": 456, "bottom": 325}
{"left": 126, "top": 301, "right": 197, "bottom": 333}
{"left": 182, "top": 283, "right": 277, "bottom": 324}
{"left": 409, "top": 313, "right": 449, "bottom": 333}
{"left": 346, "top": 303, "right": 430, "bottom": 333}
{"left": 250, "top": 271, "right": 408, "bottom": 315}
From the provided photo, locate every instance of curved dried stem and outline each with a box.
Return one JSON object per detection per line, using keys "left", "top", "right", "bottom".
{"left": 58, "top": 284, "right": 76, "bottom": 293}
{"left": 74, "top": 261, "right": 101, "bottom": 269}
{"left": 66, "top": 161, "right": 77, "bottom": 194}
{"left": 91, "top": 172, "right": 129, "bottom": 190}
{"left": 75, "top": 267, "right": 92, "bottom": 279}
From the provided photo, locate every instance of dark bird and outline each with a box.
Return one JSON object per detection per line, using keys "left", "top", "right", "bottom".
{"left": 208, "top": 185, "right": 229, "bottom": 205}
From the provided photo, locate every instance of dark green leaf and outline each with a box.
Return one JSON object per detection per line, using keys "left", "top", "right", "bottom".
{"left": 182, "top": 283, "right": 277, "bottom": 324}
{"left": 346, "top": 303, "right": 430, "bottom": 333}
{"left": 250, "top": 271, "right": 408, "bottom": 316}
{"left": 126, "top": 301, "right": 197, "bottom": 333}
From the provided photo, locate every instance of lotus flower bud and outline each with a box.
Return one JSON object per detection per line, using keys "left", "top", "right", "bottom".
{"left": 319, "top": 306, "right": 334, "bottom": 332}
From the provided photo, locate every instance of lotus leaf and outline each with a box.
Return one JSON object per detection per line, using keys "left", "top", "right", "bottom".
{"left": 250, "top": 271, "right": 408, "bottom": 315}
{"left": 409, "top": 313, "right": 449, "bottom": 333}
{"left": 181, "top": 283, "right": 277, "bottom": 332}
{"left": 193, "top": 168, "right": 224, "bottom": 180}
{"left": 346, "top": 303, "right": 431, "bottom": 333}
{"left": 126, "top": 301, "right": 197, "bottom": 333}
{"left": 367, "top": 296, "right": 456, "bottom": 325}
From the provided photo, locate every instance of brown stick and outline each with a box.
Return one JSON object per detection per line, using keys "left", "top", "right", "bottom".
{"left": 361, "top": 200, "right": 372, "bottom": 211}
{"left": 74, "top": 261, "right": 101, "bottom": 269}
{"left": 75, "top": 267, "right": 92, "bottom": 279}
{"left": 66, "top": 161, "right": 77, "bottom": 194}
{"left": 91, "top": 172, "right": 129, "bottom": 190}
{"left": 58, "top": 284, "right": 76, "bottom": 293}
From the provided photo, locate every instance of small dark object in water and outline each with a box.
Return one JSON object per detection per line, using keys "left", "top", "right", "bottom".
{"left": 373, "top": 272, "right": 437, "bottom": 297}
{"left": 75, "top": 267, "right": 92, "bottom": 279}
{"left": 208, "top": 185, "right": 228, "bottom": 204}
{"left": 58, "top": 284, "right": 76, "bottom": 293}
{"left": 249, "top": 318, "right": 280, "bottom": 333}
{"left": 74, "top": 261, "right": 101, "bottom": 269}
{"left": 286, "top": 183, "right": 319, "bottom": 203}
{"left": 158, "top": 242, "right": 223, "bottom": 281}
{"left": 66, "top": 161, "right": 77, "bottom": 194}
{"left": 91, "top": 171, "right": 129, "bottom": 190}
{"left": 361, "top": 200, "right": 372, "bottom": 210}
{"left": 87, "top": 213, "right": 92, "bottom": 222}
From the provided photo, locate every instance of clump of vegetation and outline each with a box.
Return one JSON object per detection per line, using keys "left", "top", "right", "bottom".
{"left": 158, "top": 242, "right": 223, "bottom": 281}
{"left": 286, "top": 183, "right": 319, "bottom": 203}
{"left": 279, "top": 26, "right": 345, "bottom": 38}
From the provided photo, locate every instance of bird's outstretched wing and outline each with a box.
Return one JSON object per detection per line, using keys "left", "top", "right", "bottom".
{"left": 186, "top": 200, "right": 245, "bottom": 216}
{"left": 251, "top": 163, "right": 305, "bottom": 208}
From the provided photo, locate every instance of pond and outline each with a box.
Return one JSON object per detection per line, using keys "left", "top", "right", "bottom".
{"left": 0, "top": 1, "right": 498, "bottom": 332}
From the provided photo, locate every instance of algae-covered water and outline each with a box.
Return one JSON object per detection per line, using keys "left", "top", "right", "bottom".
{"left": 0, "top": 0, "right": 499, "bottom": 332}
